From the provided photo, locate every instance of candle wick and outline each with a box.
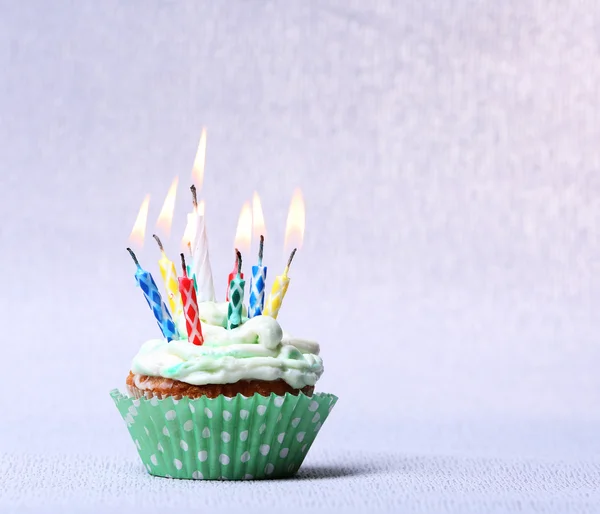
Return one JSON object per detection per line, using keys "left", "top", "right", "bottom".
{"left": 190, "top": 184, "right": 198, "bottom": 210}
{"left": 232, "top": 248, "right": 239, "bottom": 274}
{"left": 126, "top": 247, "right": 140, "bottom": 268}
{"left": 284, "top": 248, "right": 297, "bottom": 277}
{"left": 180, "top": 253, "right": 187, "bottom": 276}
{"left": 152, "top": 234, "right": 165, "bottom": 253}
{"left": 236, "top": 249, "right": 243, "bottom": 275}
{"left": 258, "top": 234, "right": 264, "bottom": 267}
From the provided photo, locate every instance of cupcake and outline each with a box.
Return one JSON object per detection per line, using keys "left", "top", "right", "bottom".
{"left": 112, "top": 286, "right": 336, "bottom": 480}
{"left": 113, "top": 179, "right": 336, "bottom": 479}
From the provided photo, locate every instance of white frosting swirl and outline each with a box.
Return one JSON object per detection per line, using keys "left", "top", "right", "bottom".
{"left": 130, "top": 302, "right": 323, "bottom": 389}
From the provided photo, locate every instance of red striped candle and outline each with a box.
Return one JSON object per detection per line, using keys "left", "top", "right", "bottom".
{"left": 179, "top": 254, "right": 204, "bottom": 346}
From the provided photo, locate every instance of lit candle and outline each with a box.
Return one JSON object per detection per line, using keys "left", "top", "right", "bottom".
{"left": 127, "top": 248, "right": 179, "bottom": 341}
{"left": 189, "top": 185, "right": 216, "bottom": 302}
{"left": 226, "top": 249, "right": 244, "bottom": 301}
{"left": 263, "top": 248, "right": 296, "bottom": 320}
{"left": 152, "top": 235, "right": 183, "bottom": 319}
{"left": 248, "top": 235, "right": 267, "bottom": 318}
{"left": 227, "top": 250, "right": 245, "bottom": 330}
{"left": 179, "top": 253, "right": 204, "bottom": 346}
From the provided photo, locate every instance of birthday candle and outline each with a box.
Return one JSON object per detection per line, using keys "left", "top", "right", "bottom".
{"left": 227, "top": 250, "right": 245, "bottom": 330}
{"left": 226, "top": 249, "right": 245, "bottom": 301}
{"left": 189, "top": 185, "right": 216, "bottom": 302}
{"left": 248, "top": 235, "right": 267, "bottom": 318}
{"left": 127, "top": 248, "right": 179, "bottom": 341}
{"left": 263, "top": 248, "right": 296, "bottom": 320}
{"left": 178, "top": 254, "right": 204, "bottom": 346}
{"left": 153, "top": 235, "right": 183, "bottom": 319}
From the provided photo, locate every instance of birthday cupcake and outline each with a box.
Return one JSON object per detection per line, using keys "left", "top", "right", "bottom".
{"left": 112, "top": 207, "right": 337, "bottom": 480}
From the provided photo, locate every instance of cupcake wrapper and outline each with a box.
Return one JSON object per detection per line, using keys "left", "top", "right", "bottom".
{"left": 110, "top": 389, "right": 338, "bottom": 480}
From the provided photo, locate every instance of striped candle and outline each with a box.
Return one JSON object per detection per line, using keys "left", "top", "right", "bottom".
{"left": 248, "top": 235, "right": 267, "bottom": 318}
{"left": 263, "top": 248, "right": 296, "bottom": 320}
{"left": 127, "top": 248, "right": 179, "bottom": 341}
{"left": 179, "top": 253, "right": 204, "bottom": 346}
{"left": 227, "top": 250, "right": 245, "bottom": 330}
{"left": 153, "top": 235, "right": 183, "bottom": 319}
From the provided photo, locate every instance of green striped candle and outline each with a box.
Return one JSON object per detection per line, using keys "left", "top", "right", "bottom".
{"left": 227, "top": 250, "right": 245, "bottom": 330}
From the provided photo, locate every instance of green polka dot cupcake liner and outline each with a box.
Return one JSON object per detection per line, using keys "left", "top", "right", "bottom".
{"left": 110, "top": 389, "right": 338, "bottom": 480}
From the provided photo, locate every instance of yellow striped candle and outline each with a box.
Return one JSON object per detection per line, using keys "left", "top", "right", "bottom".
{"left": 263, "top": 248, "right": 296, "bottom": 320}
{"left": 153, "top": 234, "right": 183, "bottom": 319}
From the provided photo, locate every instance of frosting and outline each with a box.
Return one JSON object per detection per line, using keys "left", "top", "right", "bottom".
{"left": 131, "top": 302, "right": 323, "bottom": 390}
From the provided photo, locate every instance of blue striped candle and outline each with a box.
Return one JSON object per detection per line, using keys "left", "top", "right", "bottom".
{"left": 248, "top": 235, "right": 267, "bottom": 318}
{"left": 127, "top": 248, "right": 179, "bottom": 342}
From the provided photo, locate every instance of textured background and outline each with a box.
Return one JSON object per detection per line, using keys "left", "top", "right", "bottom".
{"left": 2, "top": 1, "right": 600, "bottom": 512}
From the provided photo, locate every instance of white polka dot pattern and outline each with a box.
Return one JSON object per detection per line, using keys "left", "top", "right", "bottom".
{"left": 111, "top": 388, "right": 337, "bottom": 480}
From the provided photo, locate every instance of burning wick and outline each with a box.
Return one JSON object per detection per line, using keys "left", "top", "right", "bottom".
{"left": 190, "top": 184, "right": 198, "bottom": 210}
{"left": 126, "top": 247, "right": 140, "bottom": 267}
{"left": 258, "top": 235, "right": 264, "bottom": 267}
{"left": 284, "top": 248, "right": 297, "bottom": 277}
{"left": 236, "top": 249, "right": 243, "bottom": 275}
{"left": 152, "top": 234, "right": 165, "bottom": 253}
{"left": 180, "top": 253, "right": 188, "bottom": 276}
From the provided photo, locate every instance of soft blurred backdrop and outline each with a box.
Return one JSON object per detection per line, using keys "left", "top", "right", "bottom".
{"left": 2, "top": 1, "right": 600, "bottom": 512}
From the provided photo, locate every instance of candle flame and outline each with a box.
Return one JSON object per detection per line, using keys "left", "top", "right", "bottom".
{"left": 182, "top": 200, "right": 205, "bottom": 249}
{"left": 252, "top": 191, "right": 267, "bottom": 240}
{"left": 192, "top": 128, "right": 207, "bottom": 191}
{"left": 234, "top": 201, "right": 252, "bottom": 255}
{"left": 156, "top": 176, "right": 179, "bottom": 237}
{"left": 284, "top": 188, "right": 305, "bottom": 253}
{"left": 129, "top": 195, "right": 150, "bottom": 248}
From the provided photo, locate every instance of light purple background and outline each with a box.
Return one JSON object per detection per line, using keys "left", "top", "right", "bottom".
{"left": 2, "top": 1, "right": 600, "bottom": 512}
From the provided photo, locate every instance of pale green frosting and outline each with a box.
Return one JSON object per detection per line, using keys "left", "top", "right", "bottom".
{"left": 130, "top": 302, "right": 323, "bottom": 389}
